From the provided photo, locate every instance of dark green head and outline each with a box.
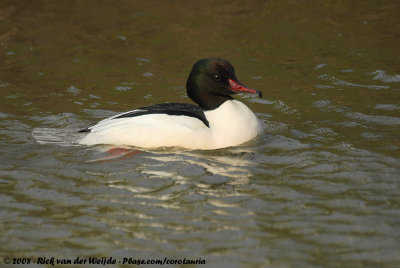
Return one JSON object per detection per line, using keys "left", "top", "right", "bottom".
{"left": 186, "top": 58, "right": 262, "bottom": 110}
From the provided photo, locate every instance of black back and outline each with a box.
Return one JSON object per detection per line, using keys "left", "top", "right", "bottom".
{"left": 115, "top": 103, "right": 209, "bottom": 127}
{"left": 79, "top": 103, "right": 209, "bottom": 133}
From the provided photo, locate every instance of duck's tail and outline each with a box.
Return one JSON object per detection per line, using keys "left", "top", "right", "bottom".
{"left": 32, "top": 128, "right": 83, "bottom": 146}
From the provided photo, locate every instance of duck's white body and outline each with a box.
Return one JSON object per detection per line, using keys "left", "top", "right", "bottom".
{"left": 78, "top": 100, "right": 260, "bottom": 150}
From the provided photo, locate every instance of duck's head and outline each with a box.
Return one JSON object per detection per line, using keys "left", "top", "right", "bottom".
{"left": 186, "top": 58, "right": 262, "bottom": 110}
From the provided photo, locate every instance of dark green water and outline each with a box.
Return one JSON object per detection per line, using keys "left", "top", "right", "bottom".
{"left": 1, "top": 1, "right": 399, "bottom": 267}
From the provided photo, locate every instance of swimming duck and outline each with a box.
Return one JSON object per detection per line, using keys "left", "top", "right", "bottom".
{"left": 78, "top": 58, "right": 262, "bottom": 149}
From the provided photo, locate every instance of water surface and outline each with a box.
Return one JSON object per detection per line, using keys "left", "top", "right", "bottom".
{"left": 1, "top": 1, "right": 399, "bottom": 267}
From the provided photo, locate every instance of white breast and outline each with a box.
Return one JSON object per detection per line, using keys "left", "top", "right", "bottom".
{"left": 78, "top": 100, "right": 260, "bottom": 150}
{"left": 204, "top": 100, "right": 261, "bottom": 149}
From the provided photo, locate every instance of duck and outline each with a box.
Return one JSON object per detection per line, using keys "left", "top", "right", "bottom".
{"left": 78, "top": 57, "right": 262, "bottom": 150}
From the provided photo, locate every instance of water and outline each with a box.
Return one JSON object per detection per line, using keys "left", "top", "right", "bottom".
{"left": 1, "top": 1, "right": 399, "bottom": 267}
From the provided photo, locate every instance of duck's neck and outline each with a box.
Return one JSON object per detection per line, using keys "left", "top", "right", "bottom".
{"left": 195, "top": 94, "right": 233, "bottom": 111}
{"left": 186, "top": 82, "right": 232, "bottom": 110}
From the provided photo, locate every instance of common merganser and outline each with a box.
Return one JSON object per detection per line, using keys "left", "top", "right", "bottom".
{"left": 78, "top": 58, "right": 262, "bottom": 150}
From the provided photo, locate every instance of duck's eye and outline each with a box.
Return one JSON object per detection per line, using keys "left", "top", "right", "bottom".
{"left": 213, "top": 74, "right": 221, "bottom": 81}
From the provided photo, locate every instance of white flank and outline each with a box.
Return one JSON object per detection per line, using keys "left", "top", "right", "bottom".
{"left": 78, "top": 100, "right": 261, "bottom": 150}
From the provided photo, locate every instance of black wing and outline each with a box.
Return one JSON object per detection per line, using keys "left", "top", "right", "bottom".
{"left": 79, "top": 103, "right": 209, "bottom": 133}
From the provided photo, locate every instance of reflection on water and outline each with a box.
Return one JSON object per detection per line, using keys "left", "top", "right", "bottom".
{"left": 1, "top": 0, "right": 400, "bottom": 267}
